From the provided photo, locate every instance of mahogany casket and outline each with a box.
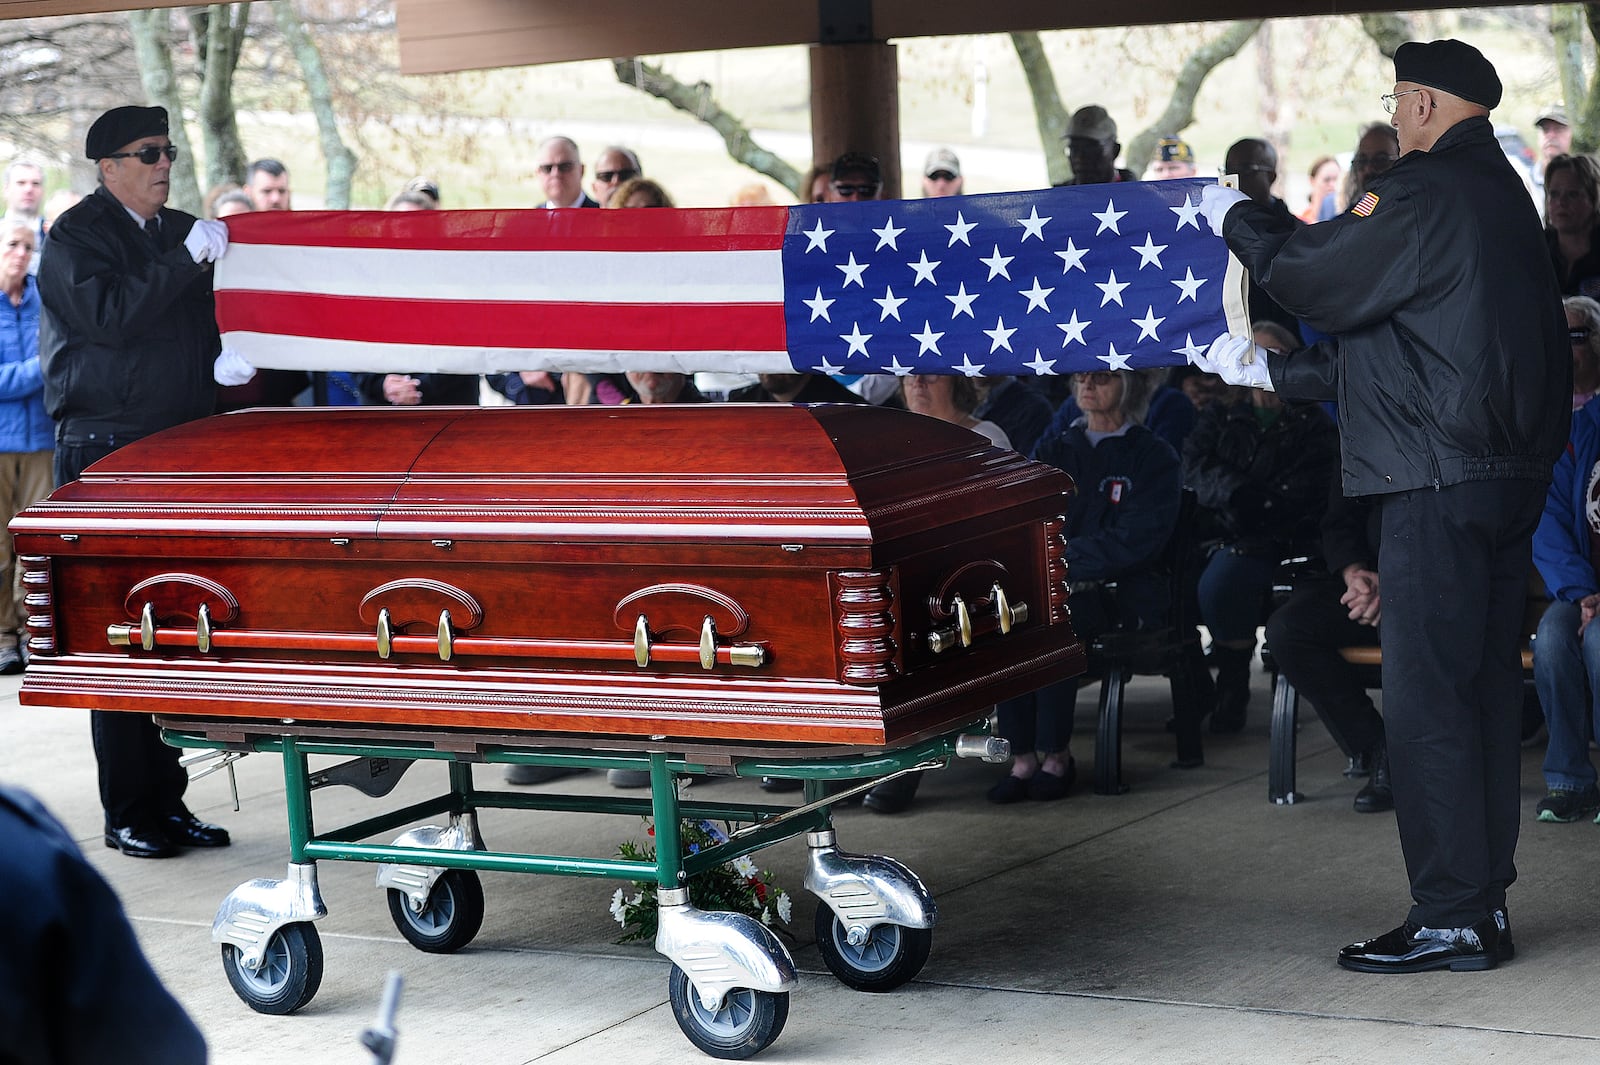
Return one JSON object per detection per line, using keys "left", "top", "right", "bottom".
{"left": 14, "top": 404, "right": 1084, "bottom": 748}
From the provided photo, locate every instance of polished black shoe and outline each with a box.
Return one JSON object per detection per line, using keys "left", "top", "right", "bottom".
{"left": 863, "top": 772, "right": 922, "bottom": 815}
{"left": 1337, "top": 917, "right": 1499, "bottom": 973}
{"left": 164, "top": 811, "right": 231, "bottom": 848}
{"left": 104, "top": 823, "right": 179, "bottom": 859}
{"left": 1353, "top": 746, "right": 1393, "bottom": 813}
{"left": 1493, "top": 907, "right": 1515, "bottom": 962}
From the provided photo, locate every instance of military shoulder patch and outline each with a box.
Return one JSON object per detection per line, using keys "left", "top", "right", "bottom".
{"left": 1351, "top": 191, "right": 1380, "bottom": 217}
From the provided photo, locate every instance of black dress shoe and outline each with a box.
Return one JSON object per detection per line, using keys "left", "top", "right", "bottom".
{"left": 863, "top": 772, "right": 922, "bottom": 815}
{"left": 104, "top": 824, "right": 179, "bottom": 859}
{"left": 1353, "top": 746, "right": 1393, "bottom": 813}
{"left": 164, "top": 812, "right": 231, "bottom": 848}
{"left": 1338, "top": 917, "right": 1499, "bottom": 973}
{"left": 1494, "top": 907, "right": 1515, "bottom": 962}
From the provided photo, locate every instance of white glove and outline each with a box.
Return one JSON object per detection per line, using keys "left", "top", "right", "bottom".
{"left": 1198, "top": 184, "right": 1249, "bottom": 237}
{"left": 184, "top": 219, "right": 230, "bottom": 264}
{"left": 1199, "top": 333, "right": 1274, "bottom": 391}
{"left": 213, "top": 349, "right": 256, "bottom": 386}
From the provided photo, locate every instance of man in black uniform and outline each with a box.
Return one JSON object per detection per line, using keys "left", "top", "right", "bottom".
{"left": 1197, "top": 40, "right": 1568, "bottom": 971}
{"left": 38, "top": 105, "right": 237, "bottom": 859}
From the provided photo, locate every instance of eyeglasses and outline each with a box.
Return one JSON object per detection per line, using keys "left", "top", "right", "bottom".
{"left": 1352, "top": 153, "right": 1397, "bottom": 171}
{"left": 596, "top": 168, "right": 639, "bottom": 184}
{"left": 831, "top": 183, "right": 880, "bottom": 199}
{"left": 926, "top": 170, "right": 958, "bottom": 182}
{"left": 1380, "top": 89, "right": 1425, "bottom": 114}
{"left": 537, "top": 161, "right": 577, "bottom": 175}
{"left": 1572, "top": 328, "right": 1591, "bottom": 343}
{"left": 105, "top": 145, "right": 178, "bottom": 165}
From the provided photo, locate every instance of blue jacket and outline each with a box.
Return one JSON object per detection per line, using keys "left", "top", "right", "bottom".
{"left": 1534, "top": 397, "right": 1600, "bottom": 602}
{"left": 0, "top": 275, "right": 52, "bottom": 453}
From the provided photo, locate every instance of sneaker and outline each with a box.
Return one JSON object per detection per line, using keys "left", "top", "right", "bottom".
{"left": 0, "top": 644, "right": 20, "bottom": 676}
{"left": 1536, "top": 786, "right": 1600, "bottom": 823}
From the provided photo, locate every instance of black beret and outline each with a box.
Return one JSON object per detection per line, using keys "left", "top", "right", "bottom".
{"left": 1393, "top": 39, "right": 1502, "bottom": 110}
{"left": 85, "top": 105, "right": 169, "bottom": 161}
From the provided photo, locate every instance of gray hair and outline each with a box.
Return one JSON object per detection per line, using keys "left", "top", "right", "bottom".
{"left": 1566, "top": 295, "right": 1600, "bottom": 366}
{"left": 4, "top": 160, "right": 42, "bottom": 185}
{"left": 1073, "top": 369, "right": 1154, "bottom": 425}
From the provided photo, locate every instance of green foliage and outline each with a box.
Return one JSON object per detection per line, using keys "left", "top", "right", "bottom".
{"left": 608, "top": 819, "right": 792, "bottom": 945}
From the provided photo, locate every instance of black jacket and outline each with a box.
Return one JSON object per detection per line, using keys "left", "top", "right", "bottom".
{"left": 1222, "top": 116, "right": 1569, "bottom": 496}
{"left": 37, "top": 186, "right": 219, "bottom": 442}
{"left": 1182, "top": 397, "right": 1338, "bottom": 556}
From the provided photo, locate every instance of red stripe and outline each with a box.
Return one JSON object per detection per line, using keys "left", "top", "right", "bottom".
{"left": 222, "top": 207, "right": 791, "bottom": 253}
{"left": 216, "top": 291, "right": 789, "bottom": 352}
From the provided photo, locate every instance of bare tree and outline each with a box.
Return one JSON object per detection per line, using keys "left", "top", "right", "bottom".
{"left": 127, "top": 9, "right": 203, "bottom": 214}
{"left": 189, "top": 4, "right": 252, "bottom": 193}
{"left": 273, "top": 0, "right": 358, "bottom": 208}
{"left": 1123, "top": 21, "right": 1262, "bottom": 177}
{"left": 1009, "top": 31, "right": 1069, "bottom": 185}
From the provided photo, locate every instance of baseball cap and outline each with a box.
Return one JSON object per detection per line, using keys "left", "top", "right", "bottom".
{"left": 1157, "top": 137, "right": 1195, "bottom": 164}
{"left": 1536, "top": 104, "right": 1571, "bottom": 128}
{"left": 1066, "top": 105, "right": 1117, "bottom": 142}
{"left": 923, "top": 147, "right": 961, "bottom": 178}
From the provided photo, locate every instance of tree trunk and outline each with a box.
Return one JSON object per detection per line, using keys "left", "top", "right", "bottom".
{"left": 612, "top": 57, "right": 802, "bottom": 196}
{"left": 1125, "top": 21, "right": 1262, "bottom": 178}
{"left": 1575, "top": 3, "right": 1600, "bottom": 154}
{"left": 126, "top": 9, "right": 202, "bottom": 215}
{"left": 190, "top": 4, "right": 251, "bottom": 193}
{"left": 1009, "top": 31, "right": 1069, "bottom": 186}
{"left": 274, "top": 0, "right": 358, "bottom": 209}
{"left": 1358, "top": 12, "right": 1411, "bottom": 59}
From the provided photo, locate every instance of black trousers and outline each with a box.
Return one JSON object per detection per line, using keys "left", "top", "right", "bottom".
{"left": 1378, "top": 479, "right": 1543, "bottom": 929}
{"left": 1263, "top": 580, "right": 1384, "bottom": 759}
{"left": 57, "top": 437, "right": 189, "bottom": 830}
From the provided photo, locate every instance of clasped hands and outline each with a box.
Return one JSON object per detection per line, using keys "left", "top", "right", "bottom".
{"left": 1341, "top": 564, "right": 1381, "bottom": 627}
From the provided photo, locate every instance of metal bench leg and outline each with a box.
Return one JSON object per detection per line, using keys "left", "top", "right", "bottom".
{"left": 1269, "top": 673, "right": 1300, "bottom": 804}
{"left": 1094, "top": 669, "right": 1130, "bottom": 794}
{"left": 1169, "top": 646, "right": 1207, "bottom": 769}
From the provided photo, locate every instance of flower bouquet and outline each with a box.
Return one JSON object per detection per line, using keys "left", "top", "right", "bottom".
{"left": 609, "top": 818, "right": 793, "bottom": 943}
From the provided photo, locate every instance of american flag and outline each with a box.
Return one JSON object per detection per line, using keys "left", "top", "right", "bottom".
{"left": 215, "top": 178, "right": 1244, "bottom": 378}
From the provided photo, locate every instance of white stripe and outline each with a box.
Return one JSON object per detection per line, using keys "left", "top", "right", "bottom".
{"left": 215, "top": 245, "right": 784, "bottom": 305}
{"left": 220, "top": 331, "right": 797, "bottom": 375}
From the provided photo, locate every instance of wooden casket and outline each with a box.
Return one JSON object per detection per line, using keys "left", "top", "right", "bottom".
{"left": 14, "top": 404, "right": 1084, "bottom": 748}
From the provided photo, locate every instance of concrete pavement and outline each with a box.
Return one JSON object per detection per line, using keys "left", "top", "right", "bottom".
{"left": 5, "top": 666, "right": 1599, "bottom": 1065}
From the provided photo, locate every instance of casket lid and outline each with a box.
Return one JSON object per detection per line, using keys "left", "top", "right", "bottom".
{"left": 16, "top": 404, "right": 1065, "bottom": 545}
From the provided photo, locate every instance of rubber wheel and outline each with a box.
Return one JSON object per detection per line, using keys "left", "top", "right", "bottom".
{"left": 667, "top": 965, "right": 788, "bottom": 1060}
{"left": 386, "top": 869, "right": 485, "bottom": 954}
{"left": 813, "top": 906, "right": 932, "bottom": 992}
{"left": 221, "top": 922, "right": 324, "bottom": 1015}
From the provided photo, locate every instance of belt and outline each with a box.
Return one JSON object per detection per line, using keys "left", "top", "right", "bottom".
{"left": 57, "top": 429, "right": 146, "bottom": 449}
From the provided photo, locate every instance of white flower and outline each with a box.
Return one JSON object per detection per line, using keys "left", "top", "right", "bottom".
{"left": 775, "top": 891, "right": 792, "bottom": 924}
{"left": 732, "top": 855, "right": 758, "bottom": 878}
{"left": 760, "top": 906, "right": 772, "bottom": 925}
{"left": 609, "top": 887, "right": 627, "bottom": 924}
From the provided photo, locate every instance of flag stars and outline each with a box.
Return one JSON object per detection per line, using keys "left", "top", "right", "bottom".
{"left": 1017, "top": 206, "right": 1051, "bottom": 241}
{"left": 1172, "top": 267, "right": 1208, "bottom": 302}
{"left": 945, "top": 211, "right": 977, "bottom": 246}
{"left": 1174, "top": 334, "right": 1208, "bottom": 363}
{"left": 946, "top": 282, "right": 980, "bottom": 319}
{"left": 1131, "top": 233, "right": 1168, "bottom": 269}
{"left": 1019, "top": 277, "right": 1054, "bottom": 313}
{"left": 1098, "top": 341, "right": 1134, "bottom": 371}
{"left": 1057, "top": 310, "right": 1091, "bottom": 347}
{"left": 980, "top": 245, "right": 1014, "bottom": 281}
{"left": 1055, "top": 238, "right": 1089, "bottom": 274}
{"left": 815, "top": 356, "right": 844, "bottom": 374}
{"left": 837, "top": 253, "right": 869, "bottom": 288}
{"left": 1092, "top": 199, "right": 1127, "bottom": 236}
{"left": 1132, "top": 305, "right": 1165, "bottom": 341}
{"left": 803, "top": 218, "right": 834, "bottom": 252}
{"left": 803, "top": 287, "right": 834, "bottom": 323}
{"left": 1025, "top": 349, "right": 1058, "bottom": 375}
{"left": 984, "top": 316, "right": 1017, "bottom": 353}
{"left": 1096, "top": 269, "right": 1129, "bottom": 307}
{"left": 911, "top": 320, "right": 945, "bottom": 356}
{"left": 908, "top": 249, "right": 941, "bottom": 286}
{"left": 887, "top": 356, "right": 915, "bottom": 376}
{"left": 873, "top": 216, "right": 906, "bottom": 251}
{"left": 874, "top": 285, "right": 907, "bottom": 321}
{"left": 1171, "top": 194, "right": 1202, "bottom": 231}
{"left": 955, "top": 354, "right": 986, "bottom": 377}
{"left": 840, "top": 322, "right": 872, "bottom": 356}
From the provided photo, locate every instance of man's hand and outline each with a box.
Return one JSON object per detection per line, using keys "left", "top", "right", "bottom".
{"left": 1579, "top": 592, "right": 1600, "bottom": 636}
{"left": 183, "top": 219, "right": 229, "bottom": 264}
{"left": 383, "top": 374, "right": 423, "bottom": 405}
{"left": 1341, "top": 564, "right": 1382, "bottom": 627}
{"left": 1195, "top": 333, "right": 1274, "bottom": 391}
{"left": 212, "top": 350, "right": 255, "bottom": 386}
{"left": 1199, "top": 184, "right": 1249, "bottom": 237}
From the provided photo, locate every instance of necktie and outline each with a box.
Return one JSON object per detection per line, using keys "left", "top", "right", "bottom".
{"left": 143, "top": 216, "right": 160, "bottom": 248}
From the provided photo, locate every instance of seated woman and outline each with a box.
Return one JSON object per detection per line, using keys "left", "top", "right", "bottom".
{"left": 1545, "top": 154, "right": 1600, "bottom": 298}
{"left": 1183, "top": 321, "right": 1339, "bottom": 733}
{"left": 985, "top": 369, "right": 1181, "bottom": 803}
{"left": 1531, "top": 389, "right": 1600, "bottom": 822}
{"left": 901, "top": 374, "right": 1011, "bottom": 448}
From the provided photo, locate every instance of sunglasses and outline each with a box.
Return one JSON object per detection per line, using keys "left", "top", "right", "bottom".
{"left": 538, "top": 161, "right": 577, "bottom": 175}
{"left": 596, "top": 168, "right": 640, "bottom": 184}
{"left": 106, "top": 145, "right": 178, "bottom": 165}
{"left": 926, "top": 170, "right": 957, "bottom": 182}
{"left": 831, "top": 183, "right": 879, "bottom": 199}
{"left": 1572, "top": 328, "right": 1591, "bottom": 343}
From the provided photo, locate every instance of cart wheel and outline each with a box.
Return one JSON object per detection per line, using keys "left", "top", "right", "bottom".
{"left": 221, "top": 922, "right": 324, "bottom": 1015}
{"left": 386, "top": 869, "right": 485, "bottom": 954}
{"left": 813, "top": 906, "right": 932, "bottom": 992}
{"left": 667, "top": 965, "right": 788, "bottom": 1060}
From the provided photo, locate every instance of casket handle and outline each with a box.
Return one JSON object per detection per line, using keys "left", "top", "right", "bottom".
{"left": 196, "top": 603, "right": 213, "bottom": 653}
{"left": 438, "top": 610, "right": 453, "bottom": 662}
{"left": 699, "top": 616, "right": 717, "bottom": 670}
{"left": 376, "top": 608, "right": 393, "bottom": 660}
{"left": 991, "top": 583, "right": 1029, "bottom": 634}
{"left": 634, "top": 614, "right": 652, "bottom": 667}
{"left": 106, "top": 601, "right": 159, "bottom": 650}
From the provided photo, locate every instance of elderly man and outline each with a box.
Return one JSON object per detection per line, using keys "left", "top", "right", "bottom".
{"left": 1148, "top": 137, "right": 1197, "bottom": 180}
{"left": 1061, "top": 105, "right": 1135, "bottom": 186}
{"left": 1200, "top": 40, "right": 1567, "bottom": 972}
{"left": 922, "top": 147, "right": 963, "bottom": 197}
{"left": 589, "top": 146, "right": 642, "bottom": 208}
{"left": 536, "top": 136, "right": 597, "bottom": 209}
{"left": 38, "top": 105, "right": 238, "bottom": 859}
{"left": 245, "top": 158, "right": 291, "bottom": 211}
{"left": 3, "top": 161, "right": 46, "bottom": 273}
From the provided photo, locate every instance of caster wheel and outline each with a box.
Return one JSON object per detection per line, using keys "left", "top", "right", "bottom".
{"left": 814, "top": 906, "right": 932, "bottom": 992}
{"left": 387, "top": 869, "right": 485, "bottom": 954}
{"left": 221, "top": 921, "right": 324, "bottom": 1015}
{"left": 667, "top": 964, "right": 788, "bottom": 1060}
